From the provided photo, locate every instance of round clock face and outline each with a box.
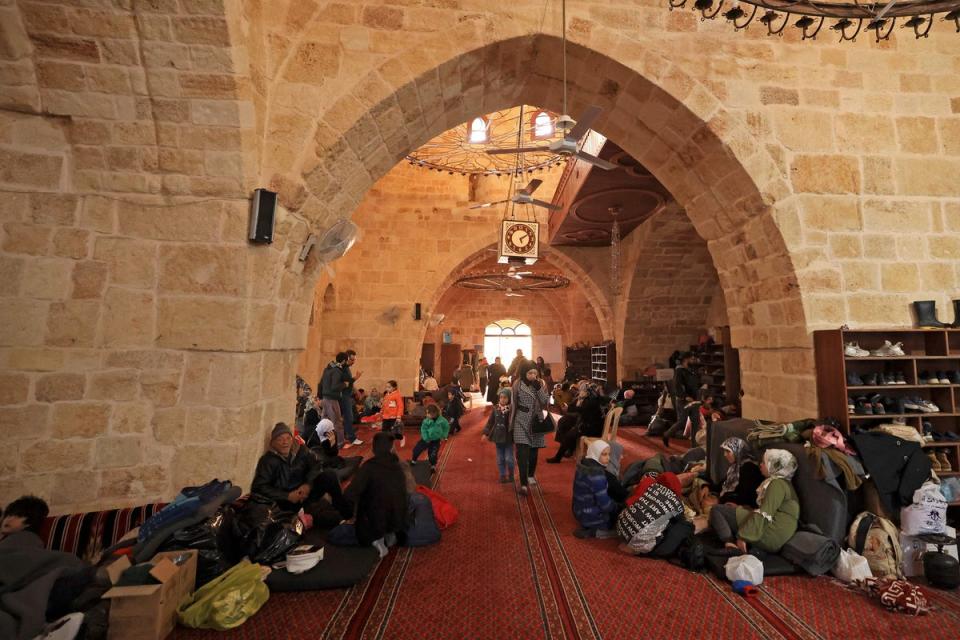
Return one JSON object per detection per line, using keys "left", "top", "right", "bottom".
{"left": 505, "top": 223, "right": 536, "bottom": 254}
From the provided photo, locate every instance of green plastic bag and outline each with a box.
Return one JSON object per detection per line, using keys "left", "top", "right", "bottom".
{"left": 177, "top": 559, "right": 269, "bottom": 630}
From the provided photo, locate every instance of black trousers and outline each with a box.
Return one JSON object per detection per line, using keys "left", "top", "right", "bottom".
{"left": 412, "top": 438, "right": 440, "bottom": 465}
{"left": 516, "top": 444, "right": 539, "bottom": 486}
{"left": 665, "top": 401, "right": 702, "bottom": 441}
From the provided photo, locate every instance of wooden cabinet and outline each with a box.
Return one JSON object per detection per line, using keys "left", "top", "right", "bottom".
{"left": 814, "top": 328, "right": 960, "bottom": 495}
{"left": 693, "top": 327, "right": 741, "bottom": 414}
{"left": 591, "top": 342, "right": 617, "bottom": 388}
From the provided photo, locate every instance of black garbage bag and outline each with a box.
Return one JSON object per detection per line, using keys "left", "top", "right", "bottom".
{"left": 158, "top": 510, "right": 234, "bottom": 587}
{"left": 230, "top": 501, "right": 303, "bottom": 565}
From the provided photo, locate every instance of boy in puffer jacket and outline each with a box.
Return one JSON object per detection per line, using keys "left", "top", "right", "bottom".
{"left": 572, "top": 440, "right": 620, "bottom": 539}
{"left": 410, "top": 404, "right": 449, "bottom": 471}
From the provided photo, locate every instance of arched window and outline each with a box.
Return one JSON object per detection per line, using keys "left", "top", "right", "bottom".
{"left": 484, "top": 319, "right": 532, "bottom": 368}
{"left": 468, "top": 117, "right": 489, "bottom": 143}
{"left": 532, "top": 111, "right": 553, "bottom": 139}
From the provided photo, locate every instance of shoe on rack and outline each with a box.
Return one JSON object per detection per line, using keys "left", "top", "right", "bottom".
{"left": 847, "top": 397, "right": 855, "bottom": 414}
{"left": 861, "top": 372, "right": 878, "bottom": 386}
{"left": 847, "top": 371, "right": 865, "bottom": 386}
{"left": 853, "top": 398, "right": 873, "bottom": 415}
{"left": 903, "top": 397, "right": 922, "bottom": 412}
{"left": 937, "top": 451, "right": 953, "bottom": 472}
{"left": 922, "top": 422, "right": 935, "bottom": 442}
{"left": 871, "top": 341, "right": 906, "bottom": 357}
{"left": 920, "top": 371, "right": 934, "bottom": 385}
{"left": 948, "top": 371, "right": 960, "bottom": 385}
{"left": 917, "top": 398, "right": 940, "bottom": 413}
{"left": 928, "top": 451, "right": 943, "bottom": 472}
{"left": 942, "top": 431, "right": 960, "bottom": 441}
{"left": 845, "top": 342, "right": 871, "bottom": 357}
{"left": 877, "top": 372, "right": 889, "bottom": 386}
{"left": 894, "top": 372, "right": 907, "bottom": 385}
{"left": 913, "top": 300, "right": 950, "bottom": 329}
{"left": 936, "top": 371, "right": 951, "bottom": 384}
{"left": 871, "top": 395, "right": 886, "bottom": 414}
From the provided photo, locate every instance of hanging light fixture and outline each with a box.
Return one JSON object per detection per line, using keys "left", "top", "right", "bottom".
{"left": 668, "top": 0, "right": 960, "bottom": 42}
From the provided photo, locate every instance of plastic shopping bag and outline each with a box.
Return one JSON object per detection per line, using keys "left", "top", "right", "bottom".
{"left": 900, "top": 482, "right": 947, "bottom": 536}
{"left": 832, "top": 548, "right": 873, "bottom": 582}
{"left": 725, "top": 554, "right": 764, "bottom": 585}
{"left": 178, "top": 559, "right": 269, "bottom": 630}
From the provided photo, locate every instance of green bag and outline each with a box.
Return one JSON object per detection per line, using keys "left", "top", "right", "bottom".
{"left": 177, "top": 559, "right": 269, "bottom": 630}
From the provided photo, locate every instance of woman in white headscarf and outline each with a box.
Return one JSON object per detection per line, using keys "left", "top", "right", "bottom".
{"left": 718, "top": 437, "right": 764, "bottom": 507}
{"left": 708, "top": 448, "right": 800, "bottom": 553}
{"left": 571, "top": 440, "right": 622, "bottom": 539}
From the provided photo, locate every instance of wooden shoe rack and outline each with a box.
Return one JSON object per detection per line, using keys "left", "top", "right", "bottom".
{"left": 814, "top": 328, "right": 960, "bottom": 497}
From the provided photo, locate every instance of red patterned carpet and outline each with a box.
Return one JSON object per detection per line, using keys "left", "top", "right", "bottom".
{"left": 175, "top": 408, "right": 960, "bottom": 639}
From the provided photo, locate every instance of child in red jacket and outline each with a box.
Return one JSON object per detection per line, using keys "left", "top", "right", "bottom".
{"left": 381, "top": 379, "right": 405, "bottom": 448}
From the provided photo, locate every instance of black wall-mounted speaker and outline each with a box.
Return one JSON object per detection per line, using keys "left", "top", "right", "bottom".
{"left": 414, "top": 303, "right": 422, "bottom": 320}
{"left": 248, "top": 188, "right": 277, "bottom": 244}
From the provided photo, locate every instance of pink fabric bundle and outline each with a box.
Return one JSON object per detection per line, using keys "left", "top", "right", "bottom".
{"left": 812, "top": 424, "right": 856, "bottom": 456}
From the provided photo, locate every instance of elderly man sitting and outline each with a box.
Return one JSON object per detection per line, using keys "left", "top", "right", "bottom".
{"left": 251, "top": 422, "right": 352, "bottom": 519}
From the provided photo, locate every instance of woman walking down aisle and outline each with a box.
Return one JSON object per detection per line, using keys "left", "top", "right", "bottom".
{"left": 511, "top": 361, "right": 550, "bottom": 496}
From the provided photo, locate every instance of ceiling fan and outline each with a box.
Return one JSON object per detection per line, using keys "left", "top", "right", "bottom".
{"left": 507, "top": 265, "right": 532, "bottom": 279}
{"left": 486, "top": 105, "right": 615, "bottom": 170}
{"left": 470, "top": 178, "right": 560, "bottom": 211}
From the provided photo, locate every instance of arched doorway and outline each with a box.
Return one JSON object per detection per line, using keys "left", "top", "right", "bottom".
{"left": 484, "top": 319, "right": 532, "bottom": 369}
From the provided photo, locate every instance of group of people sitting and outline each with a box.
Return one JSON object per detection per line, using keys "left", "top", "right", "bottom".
{"left": 571, "top": 432, "right": 801, "bottom": 562}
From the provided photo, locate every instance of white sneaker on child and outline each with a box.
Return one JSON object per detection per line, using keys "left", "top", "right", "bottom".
{"left": 527, "top": 477, "right": 538, "bottom": 486}
{"left": 372, "top": 538, "right": 388, "bottom": 558}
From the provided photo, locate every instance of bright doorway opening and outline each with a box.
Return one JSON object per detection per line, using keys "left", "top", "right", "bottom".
{"left": 484, "top": 319, "right": 532, "bottom": 368}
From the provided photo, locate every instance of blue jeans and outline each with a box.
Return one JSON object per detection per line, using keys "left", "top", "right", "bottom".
{"left": 495, "top": 443, "right": 514, "bottom": 478}
{"left": 340, "top": 396, "right": 356, "bottom": 442}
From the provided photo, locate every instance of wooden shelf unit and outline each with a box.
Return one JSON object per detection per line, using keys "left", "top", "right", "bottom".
{"left": 814, "top": 328, "right": 960, "bottom": 441}
{"left": 590, "top": 342, "right": 617, "bottom": 388}
{"left": 692, "top": 326, "right": 741, "bottom": 410}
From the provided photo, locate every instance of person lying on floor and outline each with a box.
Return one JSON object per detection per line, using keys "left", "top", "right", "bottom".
{"left": 547, "top": 383, "right": 604, "bottom": 463}
{"left": 330, "top": 432, "right": 410, "bottom": 558}
{"left": 572, "top": 441, "right": 624, "bottom": 539}
{"left": 251, "top": 422, "right": 353, "bottom": 521}
{"left": 0, "top": 495, "right": 49, "bottom": 549}
{"left": 708, "top": 448, "right": 800, "bottom": 554}
{"left": 309, "top": 418, "right": 363, "bottom": 478}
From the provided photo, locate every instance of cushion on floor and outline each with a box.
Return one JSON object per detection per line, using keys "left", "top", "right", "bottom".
{"left": 265, "top": 543, "right": 380, "bottom": 591}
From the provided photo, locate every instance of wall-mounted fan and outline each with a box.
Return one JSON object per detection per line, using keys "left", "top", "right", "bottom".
{"left": 309, "top": 218, "right": 359, "bottom": 275}
{"left": 378, "top": 306, "right": 401, "bottom": 325}
{"left": 470, "top": 179, "right": 560, "bottom": 211}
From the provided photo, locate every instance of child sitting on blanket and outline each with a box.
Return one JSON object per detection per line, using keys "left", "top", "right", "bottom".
{"left": 572, "top": 440, "right": 620, "bottom": 539}
{"left": 481, "top": 389, "right": 514, "bottom": 484}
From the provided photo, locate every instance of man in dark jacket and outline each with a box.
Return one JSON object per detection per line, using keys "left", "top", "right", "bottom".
{"left": 251, "top": 422, "right": 352, "bottom": 517}
{"left": 320, "top": 352, "right": 348, "bottom": 445}
{"left": 663, "top": 352, "right": 702, "bottom": 447}
{"left": 340, "top": 349, "right": 364, "bottom": 448}
{"left": 507, "top": 349, "right": 526, "bottom": 380}
{"left": 344, "top": 432, "right": 409, "bottom": 556}
{"left": 485, "top": 357, "right": 507, "bottom": 404}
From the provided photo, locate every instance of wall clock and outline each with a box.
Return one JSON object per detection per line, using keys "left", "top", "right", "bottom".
{"left": 498, "top": 220, "right": 539, "bottom": 264}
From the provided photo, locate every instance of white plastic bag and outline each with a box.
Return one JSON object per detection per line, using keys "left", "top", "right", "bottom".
{"left": 725, "top": 554, "right": 764, "bottom": 585}
{"left": 900, "top": 482, "right": 948, "bottom": 535}
{"left": 831, "top": 548, "right": 872, "bottom": 582}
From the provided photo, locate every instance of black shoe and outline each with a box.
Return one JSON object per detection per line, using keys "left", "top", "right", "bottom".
{"left": 546, "top": 456, "right": 563, "bottom": 464}
{"left": 573, "top": 528, "right": 595, "bottom": 539}
{"left": 895, "top": 372, "right": 906, "bottom": 385}
{"left": 847, "top": 371, "right": 865, "bottom": 386}
{"left": 861, "top": 372, "right": 878, "bottom": 386}
{"left": 662, "top": 435, "right": 670, "bottom": 448}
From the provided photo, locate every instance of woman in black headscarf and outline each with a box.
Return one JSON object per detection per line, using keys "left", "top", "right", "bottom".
{"left": 510, "top": 360, "right": 550, "bottom": 495}
{"left": 344, "top": 432, "right": 409, "bottom": 557}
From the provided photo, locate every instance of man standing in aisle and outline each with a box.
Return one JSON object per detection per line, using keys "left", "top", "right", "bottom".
{"left": 320, "top": 352, "right": 348, "bottom": 446}
{"left": 662, "top": 352, "right": 701, "bottom": 448}
{"left": 507, "top": 348, "right": 526, "bottom": 380}
{"left": 341, "top": 349, "right": 364, "bottom": 449}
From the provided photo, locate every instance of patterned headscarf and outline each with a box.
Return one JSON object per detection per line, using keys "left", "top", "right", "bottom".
{"left": 720, "top": 437, "right": 751, "bottom": 495}
{"left": 756, "top": 448, "right": 798, "bottom": 506}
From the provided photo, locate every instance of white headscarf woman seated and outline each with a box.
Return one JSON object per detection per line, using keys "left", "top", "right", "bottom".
{"left": 708, "top": 448, "right": 800, "bottom": 554}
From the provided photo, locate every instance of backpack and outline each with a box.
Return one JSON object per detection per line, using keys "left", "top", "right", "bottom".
{"left": 848, "top": 511, "right": 903, "bottom": 579}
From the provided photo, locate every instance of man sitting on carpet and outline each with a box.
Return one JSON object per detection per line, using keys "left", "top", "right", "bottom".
{"left": 252, "top": 423, "right": 352, "bottom": 519}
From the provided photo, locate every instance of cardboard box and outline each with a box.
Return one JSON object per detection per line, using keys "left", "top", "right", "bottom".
{"left": 900, "top": 525, "right": 957, "bottom": 578}
{"left": 103, "top": 550, "right": 198, "bottom": 640}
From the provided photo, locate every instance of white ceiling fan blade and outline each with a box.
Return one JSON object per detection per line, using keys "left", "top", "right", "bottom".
{"left": 469, "top": 200, "right": 508, "bottom": 210}
{"left": 518, "top": 179, "right": 542, "bottom": 196}
{"left": 875, "top": 0, "right": 898, "bottom": 20}
{"left": 573, "top": 151, "right": 617, "bottom": 170}
{"left": 565, "top": 105, "right": 603, "bottom": 142}
{"left": 529, "top": 198, "right": 561, "bottom": 210}
{"left": 486, "top": 146, "right": 550, "bottom": 155}
{"left": 516, "top": 271, "right": 533, "bottom": 275}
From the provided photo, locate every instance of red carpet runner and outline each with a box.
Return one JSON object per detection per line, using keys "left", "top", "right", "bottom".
{"left": 176, "top": 409, "right": 960, "bottom": 639}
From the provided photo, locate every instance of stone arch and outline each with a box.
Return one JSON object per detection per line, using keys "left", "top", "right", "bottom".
{"left": 267, "top": 31, "right": 807, "bottom": 416}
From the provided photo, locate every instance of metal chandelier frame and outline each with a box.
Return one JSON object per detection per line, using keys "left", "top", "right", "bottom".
{"left": 669, "top": 0, "right": 960, "bottom": 41}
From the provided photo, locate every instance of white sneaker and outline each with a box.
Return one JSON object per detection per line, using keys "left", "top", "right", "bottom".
{"left": 870, "top": 341, "right": 906, "bottom": 357}
{"left": 528, "top": 477, "right": 538, "bottom": 486}
{"left": 372, "top": 538, "right": 388, "bottom": 558}
{"left": 352, "top": 438, "right": 364, "bottom": 445}
{"left": 844, "top": 342, "right": 870, "bottom": 357}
